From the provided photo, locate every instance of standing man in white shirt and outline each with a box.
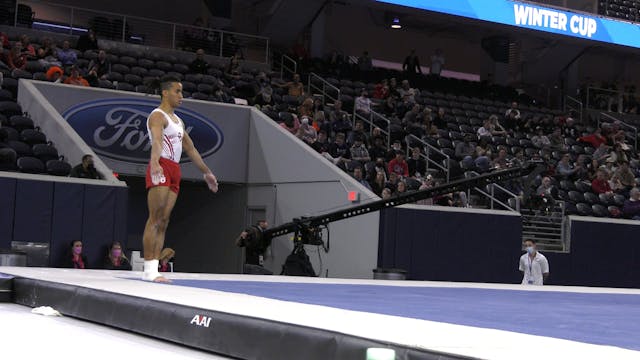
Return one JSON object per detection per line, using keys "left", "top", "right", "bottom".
{"left": 519, "top": 239, "right": 549, "bottom": 285}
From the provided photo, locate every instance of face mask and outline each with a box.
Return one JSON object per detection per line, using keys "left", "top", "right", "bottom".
{"left": 112, "top": 249, "right": 122, "bottom": 258}
{"left": 526, "top": 246, "right": 535, "bottom": 254}
{"left": 73, "top": 247, "right": 82, "bottom": 255}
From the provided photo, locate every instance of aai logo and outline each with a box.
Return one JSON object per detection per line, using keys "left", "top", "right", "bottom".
{"left": 62, "top": 98, "right": 224, "bottom": 164}
{"left": 190, "top": 314, "right": 212, "bottom": 328}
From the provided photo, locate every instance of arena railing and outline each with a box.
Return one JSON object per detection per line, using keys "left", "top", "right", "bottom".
{"left": 14, "top": 0, "right": 270, "bottom": 63}
{"left": 405, "top": 134, "right": 451, "bottom": 183}
{"left": 598, "top": 112, "right": 638, "bottom": 151}
{"left": 308, "top": 72, "right": 341, "bottom": 105}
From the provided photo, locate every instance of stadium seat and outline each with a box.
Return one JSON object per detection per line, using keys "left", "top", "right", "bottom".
{"left": 32, "top": 144, "right": 59, "bottom": 163}
{"left": 20, "top": 129, "right": 47, "bottom": 145}
{"left": 0, "top": 147, "right": 17, "bottom": 171}
{"left": 17, "top": 156, "right": 45, "bottom": 174}
{"left": 46, "top": 160, "right": 71, "bottom": 176}
{"left": 592, "top": 204, "right": 609, "bottom": 217}
{"left": 576, "top": 203, "right": 593, "bottom": 216}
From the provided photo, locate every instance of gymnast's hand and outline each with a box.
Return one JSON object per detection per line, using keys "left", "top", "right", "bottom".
{"left": 204, "top": 172, "right": 218, "bottom": 193}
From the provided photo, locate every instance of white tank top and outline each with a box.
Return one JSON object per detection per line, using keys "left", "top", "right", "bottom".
{"left": 147, "top": 108, "right": 184, "bottom": 163}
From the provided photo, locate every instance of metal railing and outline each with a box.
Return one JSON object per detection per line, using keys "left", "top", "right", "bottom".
{"left": 308, "top": 72, "right": 340, "bottom": 105}
{"left": 598, "top": 112, "right": 638, "bottom": 151}
{"left": 353, "top": 109, "right": 392, "bottom": 149}
{"left": 564, "top": 95, "right": 583, "bottom": 122}
{"left": 470, "top": 182, "right": 520, "bottom": 212}
{"left": 585, "top": 86, "right": 635, "bottom": 113}
{"left": 14, "top": 0, "right": 270, "bottom": 63}
{"left": 279, "top": 54, "right": 297, "bottom": 80}
{"left": 406, "top": 134, "right": 451, "bottom": 183}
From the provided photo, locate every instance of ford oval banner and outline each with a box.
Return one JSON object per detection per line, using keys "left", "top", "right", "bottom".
{"left": 62, "top": 98, "right": 224, "bottom": 164}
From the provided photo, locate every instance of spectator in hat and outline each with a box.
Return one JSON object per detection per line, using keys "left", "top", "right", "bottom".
{"left": 46, "top": 66, "right": 64, "bottom": 83}
{"left": 62, "top": 240, "right": 88, "bottom": 269}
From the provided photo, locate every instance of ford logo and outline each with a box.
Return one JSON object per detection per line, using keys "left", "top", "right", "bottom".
{"left": 62, "top": 98, "right": 224, "bottom": 164}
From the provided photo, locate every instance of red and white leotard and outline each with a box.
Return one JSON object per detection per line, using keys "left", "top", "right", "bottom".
{"left": 147, "top": 108, "right": 184, "bottom": 163}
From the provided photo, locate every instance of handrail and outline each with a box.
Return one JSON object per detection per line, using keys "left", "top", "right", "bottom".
{"left": 467, "top": 176, "right": 520, "bottom": 212}
{"left": 353, "top": 109, "right": 391, "bottom": 149}
{"left": 16, "top": 0, "right": 270, "bottom": 63}
{"left": 308, "top": 72, "right": 340, "bottom": 105}
{"left": 405, "top": 134, "right": 450, "bottom": 183}
{"left": 564, "top": 95, "right": 583, "bottom": 122}
{"left": 585, "top": 86, "right": 633, "bottom": 113}
{"left": 599, "top": 112, "right": 638, "bottom": 150}
{"left": 280, "top": 54, "right": 297, "bottom": 80}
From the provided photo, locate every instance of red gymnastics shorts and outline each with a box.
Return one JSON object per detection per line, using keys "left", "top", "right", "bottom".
{"left": 145, "top": 157, "right": 182, "bottom": 194}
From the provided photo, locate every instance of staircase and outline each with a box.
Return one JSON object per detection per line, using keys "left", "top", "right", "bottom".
{"left": 520, "top": 204, "right": 567, "bottom": 252}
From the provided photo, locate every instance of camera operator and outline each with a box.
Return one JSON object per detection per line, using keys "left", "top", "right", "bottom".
{"left": 235, "top": 220, "right": 272, "bottom": 273}
{"left": 69, "top": 154, "right": 104, "bottom": 179}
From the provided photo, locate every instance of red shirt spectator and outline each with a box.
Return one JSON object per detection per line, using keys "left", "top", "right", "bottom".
{"left": 373, "top": 79, "right": 389, "bottom": 99}
{"left": 4, "top": 42, "right": 27, "bottom": 70}
{"left": 388, "top": 152, "right": 409, "bottom": 177}
{"left": 578, "top": 129, "right": 607, "bottom": 148}
{"left": 0, "top": 32, "right": 9, "bottom": 48}
{"left": 591, "top": 170, "right": 612, "bottom": 194}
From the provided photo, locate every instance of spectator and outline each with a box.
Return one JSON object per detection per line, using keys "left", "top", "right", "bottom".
{"left": 477, "top": 119, "right": 493, "bottom": 138}
{"left": 159, "top": 248, "right": 175, "bottom": 272}
{"left": 373, "top": 79, "right": 389, "bottom": 99}
{"left": 398, "top": 80, "right": 418, "bottom": 105}
{"left": 350, "top": 136, "right": 371, "bottom": 164}
{"left": 388, "top": 150, "right": 409, "bottom": 177}
{"left": 381, "top": 187, "right": 392, "bottom": 200}
{"left": 432, "top": 107, "right": 447, "bottom": 129}
{"left": 402, "top": 103, "right": 421, "bottom": 126}
{"left": 536, "top": 176, "right": 555, "bottom": 198}
{"left": 353, "top": 167, "right": 371, "bottom": 190}
{"left": 358, "top": 50, "right": 373, "bottom": 72}
{"left": 62, "top": 240, "right": 88, "bottom": 269}
{"left": 189, "top": 48, "right": 210, "bottom": 74}
{"left": 103, "top": 241, "right": 132, "bottom": 270}
{"left": 578, "top": 128, "right": 607, "bottom": 149}
{"left": 328, "top": 132, "right": 350, "bottom": 165}
{"left": 86, "top": 50, "right": 111, "bottom": 87}
{"left": 355, "top": 90, "right": 372, "bottom": 118}
{"left": 276, "top": 73, "right": 304, "bottom": 97}
{"left": 614, "top": 161, "right": 637, "bottom": 191}
{"left": 592, "top": 169, "right": 613, "bottom": 195}
{"left": 296, "top": 117, "right": 317, "bottom": 145}
{"left": 0, "top": 32, "right": 8, "bottom": 49}
{"left": 394, "top": 180, "right": 407, "bottom": 196}
{"left": 381, "top": 95, "right": 397, "bottom": 117}
{"left": 64, "top": 66, "right": 90, "bottom": 87}
{"left": 254, "top": 72, "right": 273, "bottom": 106}
{"left": 37, "top": 37, "right": 61, "bottom": 68}
{"left": 492, "top": 148, "right": 510, "bottom": 169}
{"left": 331, "top": 101, "right": 351, "bottom": 134}
{"left": 311, "top": 130, "right": 330, "bottom": 154}
{"left": 347, "top": 120, "right": 368, "bottom": 147}
{"left": 622, "top": 187, "right": 640, "bottom": 220}
{"left": 70, "top": 154, "right": 104, "bottom": 179}
{"left": 76, "top": 28, "right": 99, "bottom": 52}
{"left": 556, "top": 154, "right": 579, "bottom": 179}
{"left": 235, "top": 221, "right": 271, "bottom": 267}
{"left": 505, "top": 101, "right": 521, "bottom": 119}
{"left": 607, "top": 143, "right": 629, "bottom": 164}
{"left": 475, "top": 138, "right": 492, "bottom": 159}
{"left": 402, "top": 49, "right": 422, "bottom": 74}
{"left": 548, "top": 127, "right": 565, "bottom": 151}
{"left": 46, "top": 66, "right": 64, "bottom": 83}
{"left": 312, "top": 111, "right": 331, "bottom": 135}
{"left": 279, "top": 113, "right": 300, "bottom": 135}
{"left": 370, "top": 171, "right": 386, "bottom": 196}
{"left": 57, "top": 40, "right": 77, "bottom": 68}
{"left": 519, "top": 239, "right": 549, "bottom": 286}
{"left": 429, "top": 48, "right": 445, "bottom": 76}
{"left": 2, "top": 41, "right": 27, "bottom": 72}
{"left": 587, "top": 158, "right": 601, "bottom": 180}
{"left": 19, "top": 35, "right": 36, "bottom": 59}
{"left": 407, "top": 147, "right": 426, "bottom": 177}
{"left": 531, "top": 127, "right": 551, "bottom": 148}
{"left": 592, "top": 143, "right": 610, "bottom": 163}
{"left": 368, "top": 136, "right": 387, "bottom": 161}
{"left": 386, "top": 140, "right": 403, "bottom": 161}
{"left": 226, "top": 52, "right": 241, "bottom": 77}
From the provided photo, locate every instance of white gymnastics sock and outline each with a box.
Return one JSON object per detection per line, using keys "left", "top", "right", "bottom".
{"left": 142, "top": 259, "right": 160, "bottom": 281}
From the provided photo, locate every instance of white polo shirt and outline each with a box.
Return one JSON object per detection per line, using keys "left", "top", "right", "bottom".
{"left": 519, "top": 251, "right": 549, "bottom": 286}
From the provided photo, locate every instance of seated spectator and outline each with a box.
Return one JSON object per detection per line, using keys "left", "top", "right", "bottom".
{"left": 312, "top": 111, "right": 331, "bottom": 135}
{"left": 70, "top": 154, "right": 104, "bottom": 179}
{"left": 492, "top": 148, "right": 510, "bottom": 169}
{"left": 64, "top": 66, "right": 90, "bottom": 87}
{"left": 76, "top": 29, "right": 99, "bottom": 52}
{"left": 19, "top": 35, "right": 36, "bottom": 60}
{"left": 592, "top": 169, "right": 613, "bottom": 195}
{"left": 159, "top": 248, "right": 175, "bottom": 272}
{"left": 1, "top": 41, "right": 27, "bottom": 73}
{"left": 381, "top": 187, "right": 392, "bottom": 199}
{"left": 103, "top": 241, "right": 132, "bottom": 270}
{"left": 536, "top": 176, "right": 554, "bottom": 197}
{"left": 505, "top": 101, "right": 521, "bottom": 119}
{"left": 37, "top": 37, "right": 61, "bottom": 68}
{"left": 388, "top": 150, "right": 409, "bottom": 177}
{"left": 254, "top": 72, "right": 273, "bottom": 106}
{"left": 328, "top": 133, "right": 351, "bottom": 166}
{"left": 350, "top": 136, "right": 371, "bottom": 164}
{"left": 398, "top": 80, "right": 418, "bottom": 104}
{"left": 607, "top": 143, "right": 629, "bottom": 164}
{"left": 592, "top": 143, "right": 610, "bottom": 163}
{"left": 407, "top": 147, "right": 426, "bottom": 177}
{"left": 477, "top": 119, "right": 493, "bottom": 138}
{"left": 548, "top": 128, "right": 565, "bottom": 150}
{"left": 373, "top": 79, "right": 389, "bottom": 99}
{"left": 46, "top": 66, "right": 64, "bottom": 83}
{"left": 622, "top": 188, "right": 640, "bottom": 220}
{"left": 353, "top": 167, "right": 371, "bottom": 190}
{"left": 86, "top": 50, "right": 111, "bottom": 87}
{"left": 394, "top": 180, "right": 407, "bottom": 196}
{"left": 587, "top": 158, "right": 601, "bottom": 180}
{"left": 355, "top": 90, "right": 372, "bottom": 118}
{"left": 369, "top": 171, "right": 386, "bottom": 196}
{"left": 614, "top": 161, "right": 637, "bottom": 191}
{"left": 276, "top": 73, "right": 304, "bottom": 97}
{"left": 62, "top": 240, "right": 88, "bottom": 269}
{"left": 475, "top": 138, "right": 492, "bottom": 159}
{"left": 531, "top": 127, "right": 551, "bottom": 148}
{"left": 368, "top": 136, "right": 387, "bottom": 162}
{"left": 385, "top": 172, "right": 399, "bottom": 192}
{"left": 57, "top": 41, "right": 77, "bottom": 68}
{"left": 0, "top": 32, "right": 8, "bottom": 49}
{"left": 331, "top": 106, "right": 352, "bottom": 135}
{"left": 296, "top": 117, "right": 317, "bottom": 145}
{"left": 311, "top": 130, "right": 330, "bottom": 154}
{"left": 578, "top": 128, "right": 607, "bottom": 149}
{"left": 381, "top": 95, "right": 397, "bottom": 118}
{"left": 489, "top": 115, "right": 508, "bottom": 136}
{"left": 386, "top": 140, "right": 404, "bottom": 161}
{"left": 189, "top": 48, "right": 210, "bottom": 74}
{"left": 226, "top": 52, "right": 242, "bottom": 77}
{"left": 556, "top": 154, "right": 579, "bottom": 179}
{"left": 402, "top": 104, "right": 421, "bottom": 126}
{"left": 347, "top": 120, "right": 368, "bottom": 147}
{"left": 279, "top": 113, "right": 300, "bottom": 135}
